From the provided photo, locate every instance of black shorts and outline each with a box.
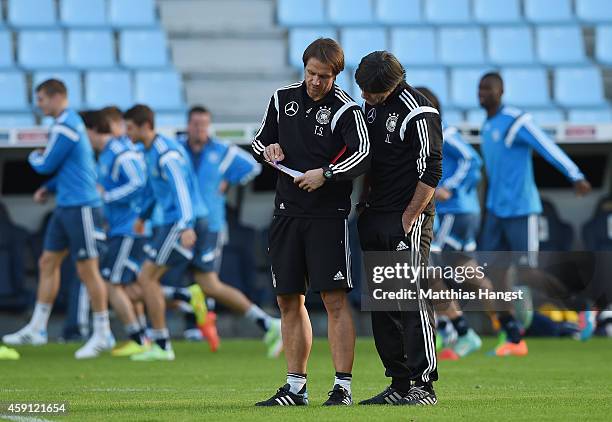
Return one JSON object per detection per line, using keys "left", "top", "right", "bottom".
{"left": 268, "top": 215, "right": 352, "bottom": 295}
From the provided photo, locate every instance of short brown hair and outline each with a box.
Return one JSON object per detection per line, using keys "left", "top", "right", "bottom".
{"left": 100, "top": 106, "right": 123, "bottom": 123}
{"left": 355, "top": 51, "right": 405, "bottom": 94}
{"left": 80, "top": 110, "right": 111, "bottom": 134}
{"left": 302, "top": 38, "right": 345, "bottom": 76}
{"left": 188, "top": 105, "right": 210, "bottom": 122}
{"left": 124, "top": 104, "right": 155, "bottom": 129}
{"left": 36, "top": 79, "right": 67, "bottom": 97}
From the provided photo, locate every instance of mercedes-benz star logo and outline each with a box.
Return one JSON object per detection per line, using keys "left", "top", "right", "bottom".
{"left": 285, "top": 101, "right": 299, "bottom": 116}
{"left": 367, "top": 108, "right": 376, "bottom": 123}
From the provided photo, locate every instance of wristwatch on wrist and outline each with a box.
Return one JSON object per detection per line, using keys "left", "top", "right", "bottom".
{"left": 322, "top": 166, "right": 334, "bottom": 181}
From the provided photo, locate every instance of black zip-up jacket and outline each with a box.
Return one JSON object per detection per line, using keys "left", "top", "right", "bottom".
{"left": 363, "top": 82, "right": 443, "bottom": 215}
{"left": 252, "top": 81, "right": 370, "bottom": 218}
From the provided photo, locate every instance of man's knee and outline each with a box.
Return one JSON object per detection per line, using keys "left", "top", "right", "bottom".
{"left": 321, "top": 290, "right": 349, "bottom": 316}
{"left": 277, "top": 294, "right": 303, "bottom": 315}
{"left": 38, "top": 251, "right": 66, "bottom": 273}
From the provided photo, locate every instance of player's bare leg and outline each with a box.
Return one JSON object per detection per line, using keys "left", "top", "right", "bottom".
{"left": 277, "top": 294, "right": 312, "bottom": 374}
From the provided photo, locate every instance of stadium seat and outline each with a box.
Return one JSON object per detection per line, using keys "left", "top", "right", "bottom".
{"left": 18, "top": 30, "right": 66, "bottom": 69}
{"left": 8, "top": 0, "right": 55, "bottom": 27}
{"left": 450, "top": 68, "right": 490, "bottom": 109}
{"left": 405, "top": 67, "right": 448, "bottom": 105}
{"left": 466, "top": 109, "right": 486, "bottom": 125}
{"left": 277, "top": 0, "right": 326, "bottom": 26}
{"left": 375, "top": 0, "right": 421, "bottom": 25}
{"left": 60, "top": 0, "right": 106, "bottom": 27}
{"left": 582, "top": 196, "right": 612, "bottom": 250}
{"left": 32, "top": 71, "right": 82, "bottom": 109}
{"left": 473, "top": 0, "right": 521, "bottom": 24}
{"left": 539, "top": 199, "right": 574, "bottom": 251}
{"left": 328, "top": 0, "right": 373, "bottom": 25}
{"left": 501, "top": 67, "right": 550, "bottom": 108}
{"left": 120, "top": 30, "right": 169, "bottom": 68}
{"left": 487, "top": 26, "right": 535, "bottom": 65}
{"left": 442, "top": 109, "right": 464, "bottom": 127}
{"left": 67, "top": 30, "right": 115, "bottom": 68}
{"left": 527, "top": 109, "right": 565, "bottom": 125}
{"left": 439, "top": 28, "right": 485, "bottom": 66}
{"left": 0, "top": 72, "right": 28, "bottom": 110}
{"left": 334, "top": 70, "right": 352, "bottom": 93}
{"left": 576, "top": 0, "right": 612, "bottom": 23}
{"left": 595, "top": 26, "right": 612, "bottom": 65}
{"left": 524, "top": 0, "right": 574, "bottom": 24}
{"left": 109, "top": 0, "right": 156, "bottom": 27}
{"left": 134, "top": 71, "right": 183, "bottom": 110}
{"left": 288, "top": 28, "right": 337, "bottom": 69}
{"left": 554, "top": 66, "right": 606, "bottom": 107}
{"left": 0, "top": 114, "right": 35, "bottom": 128}
{"left": 424, "top": 0, "right": 470, "bottom": 25}
{"left": 156, "top": 112, "right": 187, "bottom": 128}
{"left": 568, "top": 108, "right": 612, "bottom": 123}
{"left": 536, "top": 26, "right": 586, "bottom": 65}
{"left": 0, "top": 31, "right": 14, "bottom": 68}
{"left": 390, "top": 28, "right": 436, "bottom": 66}
{"left": 341, "top": 28, "right": 387, "bottom": 68}
{"left": 85, "top": 71, "right": 133, "bottom": 109}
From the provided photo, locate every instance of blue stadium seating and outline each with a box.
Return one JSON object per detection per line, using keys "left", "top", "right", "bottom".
{"left": 8, "top": 0, "right": 55, "bottom": 27}
{"left": 0, "top": 72, "right": 28, "bottom": 110}
{"left": 502, "top": 67, "right": 550, "bottom": 108}
{"left": 554, "top": 66, "right": 606, "bottom": 107}
{"left": 0, "top": 114, "right": 35, "bottom": 128}
{"left": 527, "top": 109, "right": 565, "bottom": 125}
{"left": 341, "top": 28, "right": 387, "bottom": 68}
{"left": 67, "top": 30, "right": 115, "bottom": 68}
{"left": 450, "top": 68, "right": 490, "bottom": 109}
{"left": 134, "top": 71, "right": 183, "bottom": 110}
{"left": 288, "top": 28, "right": 337, "bottom": 68}
{"left": 524, "top": 0, "right": 574, "bottom": 24}
{"left": 576, "top": 0, "right": 612, "bottom": 23}
{"left": 109, "top": 0, "right": 156, "bottom": 27}
{"left": 328, "top": 0, "right": 373, "bottom": 25}
{"left": 85, "top": 71, "right": 133, "bottom": 109}
{"left": 32, "top": 71, "right": 82, "bottom": 109}
{"left": 466, "top": 108, "right": 486, "bottom": 125}
{"left": 487, "top": 26, "right": 535, "bottom": 65}
{"left": 277, "top": 0, "right": 326, "bottom": 26}
{"left": 405, "top": 67, "right": 448, "bottom": 105}
{"left": 439, "top": 28, "right": 485, "bottom": 66}
{"left": 334, "top": 70, "right": 352, "bottom": 94}
{"left": 537, "top": 26, "right": 586, "bottom": 65}
{"left": 60, "top": 0, "right": 107, "bottom": 27}
{"left": 390, "top": 28, "right": 436, "bottom": 66}
{"left": 375, "top": 0, "right": 421, "bottom": 25}
{"left": 156, "top": 112, "right": 187, "bottom": 128}
{"left": 424, "top": 0, "right": 470, "bottom": 25}
{"left": 568, "top": 108, "right": 612, "bottom": 123}
{"left": 18, "top": 30, "right": 65, "bottom": 69}
{"left": 595, "top": 26, "right": 612, "bottom": 65}
{"left": 0, "top": 31, "right": 13, "bottom": 68}
{"left": 120, "top": 30, "right": 169, "bottom": 68}
{"left": 442, "top": 109, "right": 463, "bottom": 127}
{"left": 473, "top": 0, "right": 521, "bottom": 24}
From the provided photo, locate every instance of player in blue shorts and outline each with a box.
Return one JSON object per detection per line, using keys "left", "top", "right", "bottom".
{"left": 478, "top": 72, "right": 591, "bottom": 356}
{"left": 81, "top": 109, "right": 151, "bottom": 357}
{"left": 2, "top": 80, "right": 114, "bottom": 359}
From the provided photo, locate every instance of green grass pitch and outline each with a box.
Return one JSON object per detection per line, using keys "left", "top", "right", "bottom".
{"left": 1, "top": 337, "right": 611, "bottom": 421}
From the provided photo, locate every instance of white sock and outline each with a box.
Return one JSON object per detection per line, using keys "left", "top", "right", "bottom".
{"left": 244, "top": 304, "right": 272, "bottom": 331}
{"left": 138, "top": 314, "right": 147, "bottom": 331}
{"left": 161, "top": 286, "right": 176, "bottom": 300}
{"left": 92, "top": 310, "right": 111, "bottom": 338}
{"left": 287, "top": 373, "right": 307, "bottom": 394}
{"left": 29, "top": 302, "right": 52, "bottom": 332}
{"left": 335, "top": 374, "right": 352, "bottom": 396}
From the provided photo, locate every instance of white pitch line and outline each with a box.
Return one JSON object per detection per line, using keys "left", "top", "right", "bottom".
{"left": 1, "top": 415, "right": 54, "bottom": 422}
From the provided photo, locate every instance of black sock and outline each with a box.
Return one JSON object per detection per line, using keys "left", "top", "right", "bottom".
{"left": 184, "top": 312, "right": 197, "bottom": 329}
{"left": 335, "top": 372, "right": 352, "bottom": 381}
{"left": 155, "top": 337, "right": 167, "bottom": 350}
{"left": 391, "top": 378, "right": 411, "bottom": 395}
{"left": 451, "top": 315, "right": 469, "bottom": 337}
{"left": 499, "top": 313, "right": 522, "bottom": 344}
{"left": 173, "top": 289, "right": 191, "bottom": 303}
{"left": 437, "top": 319, "right": 448, "bottom": 331}
{"left": 129, "top": 330, "right": 145, "bottom": 346}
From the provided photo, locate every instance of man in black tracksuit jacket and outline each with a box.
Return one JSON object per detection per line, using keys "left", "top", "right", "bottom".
{"left": 251, "top": 38, "right": 370, "bottom": 407}
{"left": 355, "top": 51, "right": 443, "bottom": 406}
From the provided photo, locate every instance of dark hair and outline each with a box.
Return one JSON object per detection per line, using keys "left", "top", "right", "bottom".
{"left": 480, "top": 72, "right": 504, "bottom": 88}
{"left": 302, "top": 38, "right": 345, "bottom": 76}
{"left": 124, "top": 104, "right": 155, "bottom": 129}
{"left": 80, "top": 110, "right": 111, "bottom": 134}
{"left": 355, "top": 51, "right": 405, "bottom": 94}
{"left": 35, "top": 79, "right": 67, "bottom": 97}
{"left": 188, "top": 105, "right": 210, "bottom": 121}
{"left": 100, "top": 106, "right": 123, "bottom": 123}
{"left": 414, "top": 86, "right": 441, "bottom": 115}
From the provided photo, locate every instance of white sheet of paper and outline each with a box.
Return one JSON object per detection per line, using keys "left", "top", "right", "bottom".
{"left": 269, "top": 161, "right": 304, "bottom": 178}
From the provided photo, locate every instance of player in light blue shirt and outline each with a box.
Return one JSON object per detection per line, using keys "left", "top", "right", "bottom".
{"left": 3, "top": 80, "right": 114, "bottom": 359}
{"left": 477, "top": 72, "right": 591, "bottom": 356}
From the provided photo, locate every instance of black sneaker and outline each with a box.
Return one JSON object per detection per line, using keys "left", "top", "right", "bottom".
{"left": 255, "top": 383, "right": 308, "bottom": 406}
{"left": 322, "top": 384, "right": 352, "bottom": 406}
{"left": 394, "top": 384, "right": 437, "bottom": 406}
{"left": 359, "top": 386, "right": 406, "bottom": 405}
